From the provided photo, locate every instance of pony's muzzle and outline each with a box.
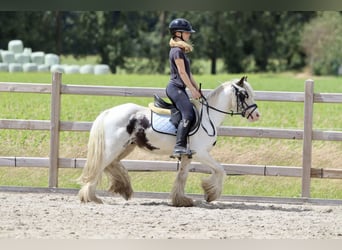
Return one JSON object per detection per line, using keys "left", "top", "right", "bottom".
{"left": 243, "top": 103, "right": 260, "bottom": 122}
{"left": 247, "top": 109, "right": 260, "bottom": 122}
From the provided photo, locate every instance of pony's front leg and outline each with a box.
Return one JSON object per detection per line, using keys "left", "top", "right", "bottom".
{"left": 197, "top": 153, "right": 226, "bottom": 202}
{"left": 170, "top": 156, "right": 194, "bottom": 207}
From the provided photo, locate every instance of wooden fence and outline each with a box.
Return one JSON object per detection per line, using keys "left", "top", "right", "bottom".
{"left": 0, "top": 72, "right": 342, "bottom": 199}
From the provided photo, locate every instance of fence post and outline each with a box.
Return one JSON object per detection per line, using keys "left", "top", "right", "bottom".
{"left": 49, "top": 72, "right": 62, "bottom": 188}
{"left": 301, "top": 79, "right": 314, "bottom": 198}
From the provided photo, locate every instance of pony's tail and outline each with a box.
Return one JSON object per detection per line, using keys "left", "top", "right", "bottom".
{"left": 77, "top": 111, "right": 106, "bottom": 185}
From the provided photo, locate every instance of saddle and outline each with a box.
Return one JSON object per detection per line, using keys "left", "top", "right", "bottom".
{"left": 149, "top": 95, "right": 200, "bottom": 136}
{"left": 154, "top": 95, "right": 174, "bottom": 109}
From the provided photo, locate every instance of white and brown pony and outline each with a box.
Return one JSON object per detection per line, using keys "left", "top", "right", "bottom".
{"left": 78, "top": 76, "right": 260, "bottom": 207}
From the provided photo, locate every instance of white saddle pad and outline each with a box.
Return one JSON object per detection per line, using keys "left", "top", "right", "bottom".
{"left": 151, "top": 112, "right": 177, "bottom": 135}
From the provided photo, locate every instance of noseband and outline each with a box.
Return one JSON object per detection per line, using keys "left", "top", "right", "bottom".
{"left": 199, "top": 84, "right": 258, "bottom": 136}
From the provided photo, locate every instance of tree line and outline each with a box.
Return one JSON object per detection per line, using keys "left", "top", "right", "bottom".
{"left": 0, "top": 11, "right": 341, "bottom": 75}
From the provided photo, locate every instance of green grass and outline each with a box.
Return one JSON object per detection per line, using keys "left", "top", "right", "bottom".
{"left": 0, "top": 71, "right": 341, "bottom": 199}
{"left": 1, "top": 168, "right": 341, "bottom": 199}
{"left": 60, "top": 55, "right": 101, "bottom": 66}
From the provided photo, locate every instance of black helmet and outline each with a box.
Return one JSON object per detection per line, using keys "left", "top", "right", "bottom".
{"left": 169, "top": 18, "right": 196, "bottom": 34}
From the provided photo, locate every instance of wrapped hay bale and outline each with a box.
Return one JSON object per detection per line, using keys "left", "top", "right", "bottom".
{"left": 8, "top": 40, "right": 24, "bottom": 54}
{"left": 38, "top": 64, "right": 50, "bottom": 72}
{"left": 64, "top": 65, "right": 80, "bottom": 74}
{"left": 338, "top": 65, "right": 342, "bottom": 75}
{"left": 80, "top": 64, "right": 94, "bottom": 74}
{"left": 45, "top": 53, "right": 59, "bottom": 66}
{"left": 0, "top": 63, "right": 9, "bottom": 72}
{"left": 1, "top": 50, "right": 15, "bottom": 64}
{"left": 23, "top": 63, "right": 38, "bottom": 72}
{"left": 30, "top": 51, "right": 45, "bottom": 65}
{"left": 9, "top": 63, "right": 23, "bottom": 72}
{"left": 94, "top": 64, "right": 111, "bottom": 75}
{"left": 15, "top": 53, "right": 30, "bottom": 64}
{"left": 50, "top": 64, "right": 64, "bottom": 73}
{"left": 23, "top": 48, "right": 32, "bottom": 55}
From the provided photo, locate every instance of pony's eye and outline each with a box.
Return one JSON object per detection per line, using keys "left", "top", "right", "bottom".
{"left": 241, "top": 91, "right": 249, "bottom": 99}
{"left": 239, "top": 92, "right": 247, "bottom": 100}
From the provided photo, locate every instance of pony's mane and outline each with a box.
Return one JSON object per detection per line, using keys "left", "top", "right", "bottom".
{"left": 206, "top": 79, "right": 254, "bottom": 100}
{"left": 205, "top": 80, "right": 233, "bottom": 100}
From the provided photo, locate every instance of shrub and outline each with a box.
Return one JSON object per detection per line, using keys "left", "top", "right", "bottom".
{"left": 301, "top": 12, "right": 342, "bottom": 75}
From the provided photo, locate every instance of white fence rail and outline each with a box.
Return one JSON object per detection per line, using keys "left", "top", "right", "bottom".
{"left": 1, "top": 72, "right": 342, "bottom": 198}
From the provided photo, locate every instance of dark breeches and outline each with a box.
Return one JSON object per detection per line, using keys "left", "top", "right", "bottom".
{"left": 166, "top": 84, "right": 195, "bottom": 122}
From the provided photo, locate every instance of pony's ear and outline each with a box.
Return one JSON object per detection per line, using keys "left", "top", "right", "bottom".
{"left": 237, "top": 76, "right": 245, "bottom": 87}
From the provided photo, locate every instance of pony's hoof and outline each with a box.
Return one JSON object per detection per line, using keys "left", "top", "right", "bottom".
{"left": 172, "top": 196, "right": 194, "bottom": 207}
{"left": 203, "top": 191, "right": 218, "bottom": 203}
{"left": 94, "top": 198, "right": 104, "bottom": 204}
{"left": 80, "top": 196, "right": 103, "bottom": 204}
{"left": 108, "top": 184, "right": 133, "bottom": 201}
{"left": 201, "top": 178, "right": 221, "bottom": 203}
{"left": 204, "top": 194, "right": 214, "bottom": 203}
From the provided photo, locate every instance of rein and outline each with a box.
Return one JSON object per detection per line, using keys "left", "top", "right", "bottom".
{"left": 198, "top": 84, "right": 258, "bottom": 137}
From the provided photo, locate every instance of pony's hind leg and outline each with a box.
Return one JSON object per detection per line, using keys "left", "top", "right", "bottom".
{"left": 78, "top": 181, "right": 103, "bottom": 204}
{"left": 78, "top": 154, "right": 107, "bottom": 204}
{"left": 170, "top": 156, "right": 194, "bottom": 207}
{"left": 78, "top": 110, "right": 107, "bottom": 204}
{"left": 78, "top": 165, "right": 104, "bottom": 204}
{"left": 104, "top": 143, "right": 135, "bottom": 200}
{"left": 105, "top": 161, "right": 133, "bottom": 200}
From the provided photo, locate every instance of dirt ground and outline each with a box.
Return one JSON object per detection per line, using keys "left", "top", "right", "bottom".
{"left": 0, "top": 191, "right": 341, "bottom": 239}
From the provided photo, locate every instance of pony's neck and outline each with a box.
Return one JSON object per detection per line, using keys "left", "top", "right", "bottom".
{"left": 206, "top": 83, "right": 234, "bottom": 126}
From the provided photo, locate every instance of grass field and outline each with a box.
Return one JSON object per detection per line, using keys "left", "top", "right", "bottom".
{"left": 0, "top": 70, "right": 341, "bottom": 199}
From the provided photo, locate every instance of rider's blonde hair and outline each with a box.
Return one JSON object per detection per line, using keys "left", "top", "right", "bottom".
{"left": 169, "top": 38, "right": 193, "bottom": 53}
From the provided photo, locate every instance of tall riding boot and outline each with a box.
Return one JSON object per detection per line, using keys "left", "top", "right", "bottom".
{"left": 172, "top": 119, "right": 191, "bottom": 157}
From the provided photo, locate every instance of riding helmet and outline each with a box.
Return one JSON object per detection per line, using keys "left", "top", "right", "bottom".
{"left": 169, "top": 18, "right": 196, "bottom": 34}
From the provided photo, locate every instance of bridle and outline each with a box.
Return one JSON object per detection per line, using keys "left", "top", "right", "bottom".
{"left": 198, "top": 84, "right": 258, "bottom": 137}
{"left": 231, "top": 84, "right": 258, "bottom": 119}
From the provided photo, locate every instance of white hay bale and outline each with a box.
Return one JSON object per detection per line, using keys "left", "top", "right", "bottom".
{"left": 38, "top": 64, "right": 50, "bottom": 72}
{"left": 15, "top": 53, "right": 30, "bottom": 64}
{"left": 23, "top": 48, "right": 32, "bottom": 55}
{"left": 64, "top": 65, "right": 80, "bottom": 74}
{"left": 8, "top": 40, "right": 24, "bottom": 54}
{"left": 23, "top": 63, "right": 38, "bottom": 72}
{"left": 94, "top": 64, "right": 111, "bottom": 75}
{"left": 45, "top": 53, "right": 59, "bottom": 66}
{"left": 50, "top": 64, "right": 64, "bottom": 73}
{"left": 338, "top": 65, "right": 342, "bottom": 75}
{"left": 30, "top": 51, "right": 45, "bottom": 65}
{"left": 9, "top": 63, "right": 23, "bottom": 72}
{"left": 0, "top": 63, "right": 9, "bottom": 72}
{"left": 1, "top": 50, "right": 15, "bottom": 63}
{"left": 80, "top": 64, "right": 94, "bottom": 74}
